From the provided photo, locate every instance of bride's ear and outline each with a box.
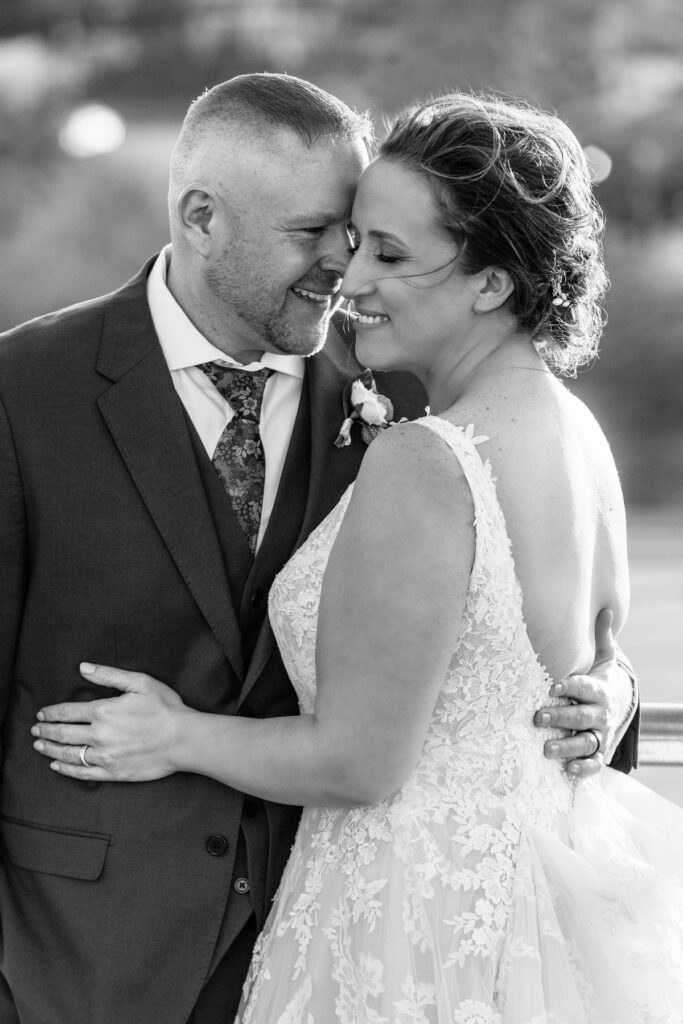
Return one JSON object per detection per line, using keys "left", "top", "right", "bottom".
{"left": 176, "top": 186, "right": 219, "bottom": 257}
{"left": 472, "top": 267, "right": 515, "bottom": 313}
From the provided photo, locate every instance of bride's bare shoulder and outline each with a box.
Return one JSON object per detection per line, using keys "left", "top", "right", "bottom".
{"left": 359, "top": 418, "right": 463, "bottom": 474}
{"left": 350, "top": 419, "right": 474, "bottom": 533}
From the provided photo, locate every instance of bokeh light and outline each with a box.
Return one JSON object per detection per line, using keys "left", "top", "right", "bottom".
{"left": 59, "top": 103, "right": 126, "bottom": 158}
{"left": 583, "top": 144, "right": 613, "bottom": 184}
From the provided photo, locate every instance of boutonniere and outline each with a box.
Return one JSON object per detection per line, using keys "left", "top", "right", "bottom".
{"left": 334, "top": 369, "right": 395, "bottom": 448}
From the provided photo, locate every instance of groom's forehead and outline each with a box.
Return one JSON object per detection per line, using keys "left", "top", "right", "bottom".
{"left": 244, "top": 136, "right": 366, "bottom": 212}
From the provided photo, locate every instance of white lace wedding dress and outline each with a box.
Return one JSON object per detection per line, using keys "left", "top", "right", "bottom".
{"left": 236, "top": 416, "right": 683, "bottom": 1024}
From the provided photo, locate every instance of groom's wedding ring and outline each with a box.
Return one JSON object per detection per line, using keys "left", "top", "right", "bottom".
{"left": 79, "top": 744, "right": 93, "bottom": 767}
{"left": 584, "top": 728, "right": 602, "bottom": 756}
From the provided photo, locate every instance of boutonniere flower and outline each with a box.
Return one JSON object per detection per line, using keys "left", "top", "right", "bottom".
{"left": 334, "top": 369, "right": 395, "bottom": 448}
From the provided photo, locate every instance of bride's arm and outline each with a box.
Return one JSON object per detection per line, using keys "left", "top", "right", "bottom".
{"left": 33, "top": 425, "right": 474, "bottom": 806}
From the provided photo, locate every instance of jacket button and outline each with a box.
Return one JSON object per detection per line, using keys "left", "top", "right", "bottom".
{"left": 233, "top": 877, "right": 250, "bottom": 895}
{"left": 206, "top": 834, "right": 229, "bottom": 857}
{"left": 243, "top": 800, "right": 259, "bottom": 819}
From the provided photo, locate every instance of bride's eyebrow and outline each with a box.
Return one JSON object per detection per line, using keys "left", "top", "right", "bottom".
{"left": 367, "top": 229, "right": 406, "bottom": 246}
{"left": 352, "top": 226, "right": 407, "bottom": 247}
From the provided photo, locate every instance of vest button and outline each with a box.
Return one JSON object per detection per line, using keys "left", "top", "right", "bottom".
{"left": 206, "top": 834, "right": 229, "bottom": 857}
{"left": 233, "top": 877, "right": 250, "bottom": 895}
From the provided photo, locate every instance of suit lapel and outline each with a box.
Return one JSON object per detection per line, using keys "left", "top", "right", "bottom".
{"left": 237, "top": 318, "right": 366, "bottom": 708}
{"left": 296, "top": 323, "right": 367, "bottom": 547}
{"left": 96, "top": 261, "right": 244, "bottom": 682}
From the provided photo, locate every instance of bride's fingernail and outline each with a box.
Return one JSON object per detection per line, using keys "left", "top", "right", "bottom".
{"left": 550, "top": 683, "right": 563, "bottom": 696}
{"left": 80, "top": 662, "right": 96, "bottom": 675}
{"left": 540, "top": 712, "right": 551, "bottom": 725}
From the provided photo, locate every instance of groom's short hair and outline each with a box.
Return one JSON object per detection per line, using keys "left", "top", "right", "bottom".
{"left": 167, "top": 72, "right": 372, "bottom": 244}
{"left": 181, "top": 72, "right": 373, "bottom": 151}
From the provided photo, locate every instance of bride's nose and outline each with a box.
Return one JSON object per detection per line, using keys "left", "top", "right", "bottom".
{"left": 341, "top": 259, "right": 375, "bottom": 301}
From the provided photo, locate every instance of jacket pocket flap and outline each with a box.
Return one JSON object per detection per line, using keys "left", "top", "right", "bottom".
{"left": 1, "top": 817, "right": 111, "bottom": 880}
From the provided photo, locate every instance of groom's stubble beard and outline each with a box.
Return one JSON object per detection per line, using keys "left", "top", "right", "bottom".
{"left": 262, "top": 301, "right": 334, "bottom": 358}
{"left": 205, "top": 252, "right": 337, "bottom": 360}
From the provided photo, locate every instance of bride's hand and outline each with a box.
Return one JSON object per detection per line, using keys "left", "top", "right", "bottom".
{"left": 32, "top": 663, "right": 188, "bottom": 782}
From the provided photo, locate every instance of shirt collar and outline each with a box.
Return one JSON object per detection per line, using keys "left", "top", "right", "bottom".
{"left": 147, "top": 245, "right": 305, "bottom": 379}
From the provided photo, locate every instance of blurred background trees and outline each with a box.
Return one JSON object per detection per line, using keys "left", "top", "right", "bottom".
{"left": 1, "top": 0, "right": 682, "bottom": 505}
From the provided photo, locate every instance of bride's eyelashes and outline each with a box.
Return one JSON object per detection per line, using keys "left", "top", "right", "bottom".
{"left": 346, "top": 246, "right": 402, "bottom": 264}
{"left": 345, "top": 238, "right": 405, "bottom": 264}
{"left": 346, "top": 225, "right": 405, "bottom": 263}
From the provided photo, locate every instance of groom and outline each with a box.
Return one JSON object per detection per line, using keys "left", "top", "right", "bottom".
{"left": 0, "top": 74, "right": 637, "bottom": 1024}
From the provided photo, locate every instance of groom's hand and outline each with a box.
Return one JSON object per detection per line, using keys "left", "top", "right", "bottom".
{"left": 534, "top": 608, "right": 623, "bottom": 779}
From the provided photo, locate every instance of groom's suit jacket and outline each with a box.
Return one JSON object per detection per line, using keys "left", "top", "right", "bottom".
{"left": 0, "top": 258, "right": 426, "bottom": 1024}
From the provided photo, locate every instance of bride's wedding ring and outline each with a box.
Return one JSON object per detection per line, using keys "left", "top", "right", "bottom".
{"left": 79, "top": 744, "right": 93, "bottom": 767}
{"left": 584, "top": 728, "right": 602, "bottom": 756}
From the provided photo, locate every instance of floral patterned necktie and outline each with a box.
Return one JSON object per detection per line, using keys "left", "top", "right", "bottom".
{"left": 199, "top": 362, "right": 271, "bottom": 554}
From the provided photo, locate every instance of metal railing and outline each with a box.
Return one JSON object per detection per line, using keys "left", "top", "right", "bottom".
{"left": 639, "top": 704, "right": 683, "bottom": 766}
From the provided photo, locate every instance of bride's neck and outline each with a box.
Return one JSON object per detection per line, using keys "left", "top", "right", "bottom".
{"left": 426, "top": 333, "right": 547, "bottom": 414}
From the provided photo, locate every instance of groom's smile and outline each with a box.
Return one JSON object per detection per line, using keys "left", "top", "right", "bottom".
{"left": 290, "top": 284, "right": 339, "bottom": 306}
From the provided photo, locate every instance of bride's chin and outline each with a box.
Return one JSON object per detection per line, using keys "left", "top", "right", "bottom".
{"left": 354, "top": 340, "right": 392, "bottom": 373}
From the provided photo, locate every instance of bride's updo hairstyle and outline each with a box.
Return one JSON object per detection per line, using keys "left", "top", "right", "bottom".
{"left": 380, "top": 93, "right": 608, "bottom": 375}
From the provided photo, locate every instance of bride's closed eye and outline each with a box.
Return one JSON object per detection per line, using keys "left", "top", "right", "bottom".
{"left": 347, "top": 247, "right": 403, "bottom": 264}
{"left": 345, "top": 237, "right": 404, "bottom": 264}
{"left": 346, "top": 224, "right": 406, "bottom": 264}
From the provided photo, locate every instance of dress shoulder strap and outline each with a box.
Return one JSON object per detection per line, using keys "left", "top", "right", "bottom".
{"left": 410, "top": 415, "right": 522, "bottom": 612}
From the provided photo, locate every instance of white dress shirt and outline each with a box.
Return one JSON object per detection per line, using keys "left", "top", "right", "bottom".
{"left": 147, "top": 246, "right": 305, "bottom": 550}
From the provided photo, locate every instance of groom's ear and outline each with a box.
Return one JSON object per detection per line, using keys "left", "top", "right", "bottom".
{"left": 472, "top": 266, "right": 515, "bottom": 314}
{"left": 177, "top": 186, "right": 219, "bottom": 256}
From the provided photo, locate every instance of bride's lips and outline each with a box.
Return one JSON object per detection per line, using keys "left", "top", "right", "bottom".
{"left": 350, "top": 303, "right": 391, "bottom": 327}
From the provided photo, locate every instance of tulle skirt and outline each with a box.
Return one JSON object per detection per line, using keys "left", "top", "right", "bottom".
{"left": 237, "top": 769, "right": 683, "bottom": 1023}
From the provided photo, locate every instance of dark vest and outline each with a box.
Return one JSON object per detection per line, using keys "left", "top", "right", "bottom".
{"left": 184, "top": 375, "right": 311, "bottom": 672}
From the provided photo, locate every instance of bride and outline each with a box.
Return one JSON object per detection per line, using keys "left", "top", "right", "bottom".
{"left": 33, "top": 93, "right": 683, "bottom": 1020}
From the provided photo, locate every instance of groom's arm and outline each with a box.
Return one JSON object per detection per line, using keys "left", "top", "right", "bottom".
{"left": 606, "top": 648, "right": 639, "bottom": 772}
{"left": 0, "top": 390, "right": 28, "bottom": 766}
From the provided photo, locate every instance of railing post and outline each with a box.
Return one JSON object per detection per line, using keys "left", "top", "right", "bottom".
{"left": 639, "top": 703, "right": 683, "bottom": 766}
